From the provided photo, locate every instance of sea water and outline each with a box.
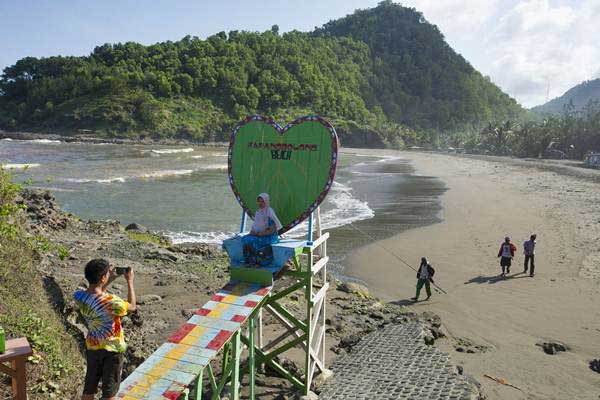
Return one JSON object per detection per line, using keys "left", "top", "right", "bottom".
{"left": 1, "top": 139, "right": 445, "bottom": 279}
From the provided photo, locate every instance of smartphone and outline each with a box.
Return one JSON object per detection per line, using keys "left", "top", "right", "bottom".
{"left": 115, "top": 267, "right": 131, "bottom": 275}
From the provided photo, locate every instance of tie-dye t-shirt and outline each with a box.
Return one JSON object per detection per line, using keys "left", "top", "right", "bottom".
{"left": 73, "top": 290, "right": 129, "bottom": 352}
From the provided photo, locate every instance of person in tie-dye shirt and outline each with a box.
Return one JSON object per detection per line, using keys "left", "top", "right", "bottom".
{"left": 74, "top": 258, "right": 137, "bottom": 400}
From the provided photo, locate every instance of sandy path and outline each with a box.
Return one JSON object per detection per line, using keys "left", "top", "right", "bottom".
{"left": 345, "top": 151, "right": 600, "bottom": 400}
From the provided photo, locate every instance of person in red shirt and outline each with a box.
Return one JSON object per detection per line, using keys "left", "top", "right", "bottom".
{"left": 497, "top": 236, "right": 517, "bottom": 276}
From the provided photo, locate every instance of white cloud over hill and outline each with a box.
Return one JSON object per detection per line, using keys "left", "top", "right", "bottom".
{"left": 402, "top": 0, "right": 600, "bottom": 107}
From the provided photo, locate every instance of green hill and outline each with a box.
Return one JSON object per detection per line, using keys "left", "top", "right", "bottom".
{"left": 0, "top": 1, "right": 525, "bottom": 147}
{"left": 532, "top": 78, "right": 600, "bottom": 115}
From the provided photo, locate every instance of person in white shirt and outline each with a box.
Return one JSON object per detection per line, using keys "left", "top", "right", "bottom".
{"left": 523, "top": 234, "right": 536, "bottom": 277}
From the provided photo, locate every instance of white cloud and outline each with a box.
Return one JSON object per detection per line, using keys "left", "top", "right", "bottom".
{"left": 400, "top": 0, "right": 600, "bottom": 107}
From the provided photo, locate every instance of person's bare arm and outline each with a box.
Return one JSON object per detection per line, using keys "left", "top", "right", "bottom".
{"left": 124, "top": 268, "right": 136, "bottom": 312}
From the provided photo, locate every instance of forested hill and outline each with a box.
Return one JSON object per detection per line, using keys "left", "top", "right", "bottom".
{"left": 315, "top": 1, "right": 522, "bottom": 131}
{"left": 532, "top": 78, "right": 600, "bottom": 115}
{"left": 0, "top": 1, "right": 524, "bottom": 147}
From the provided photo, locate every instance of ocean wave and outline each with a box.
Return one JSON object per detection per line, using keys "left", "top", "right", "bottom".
{"left": 138, "top": 169, "right": 194, "bottom": 179}
{"left": 170, "top": 179, "right": 374, "bottom": 245}
{"left": 150, "top": 148, "right": 194, "bottom": 155}
{"left": 66, "top": 177, "right": 126, "bottom": 184}
{"left": 168, "top": 230, "right": 238, "bottom": 245}
{"left": 191, "top": 155, "right": 203, "bottom": 159}
{"left": 376, "top": 155, "right": 402, "bottom": 163}
{"left": 200, "top": 164, "right": 228, "bottom": 171}
{"left": 30, "top": 139, "right": 61, "bottom": 144}
{"left": 2, "top": 163, "right": 41, "bottom": 170}
{"left": 1, "top": 138, "right": 13, "bottom": 141}
{"left": 287, "top": 181, "right": 374, "bottom": 237}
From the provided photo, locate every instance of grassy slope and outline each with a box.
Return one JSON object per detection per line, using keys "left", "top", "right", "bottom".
{"left": 0, "top": 170, "right": 83, "bottom": 399}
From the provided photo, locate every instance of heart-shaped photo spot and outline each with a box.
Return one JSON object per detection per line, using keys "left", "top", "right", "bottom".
{"left": 228, "top": 115, "right": 339, "bottom": 234}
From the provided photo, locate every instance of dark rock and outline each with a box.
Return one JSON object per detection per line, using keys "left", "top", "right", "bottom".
{"left": 339, "top": 333, "right": 361, "bottom": 349}
{"left": 337, "top": 282, "right": 371, "bottom": 299}
{"left": 430, "top": 326, "right": 446, "bottom": 339}
{"left": 181, "top": 308, "right": 196, "bottom": 319}
{"left": 537, "top": 341, "right": 568, "bottom": 355}
{"left": 369, "top": 311, "right": 384, "bottom": 320}
{"left": 145, "top": 249, "right": 178, "bottom": 262}
{"left": 456, "top": 346, "right": 465, "bottom": 352}
{"left": 422, "top": 330, "right": 435, "bottom": 346}
{"left": 125, "top": 223, "right": 148, "bottom": 232}
{"left": 589, "top": 359, "right": 600, "bottom": 373}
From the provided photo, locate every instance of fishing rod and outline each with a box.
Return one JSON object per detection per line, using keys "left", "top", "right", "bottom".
{"left": 348, "top": 222, "right": 448, "bottom": 295}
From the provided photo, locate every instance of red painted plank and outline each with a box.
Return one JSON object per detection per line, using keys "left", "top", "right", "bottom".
{"left": 168, "top": 323, "right": 196, "bottom": 343}
{"left": 206, "top": 330, "right": 234, "bottom": 350}
{"left": 211, "top": 294, "right": 225, "bottom": 302}
{"left": 244, "top": 300, "right": 258, "bottom": 307}
{"left": 231, "top": 315, "right": 246, "bottom": 323}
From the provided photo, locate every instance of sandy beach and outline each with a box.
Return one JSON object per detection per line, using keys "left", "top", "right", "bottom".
{"left": 346, "top": 151, "right": 600, "bottom": 400}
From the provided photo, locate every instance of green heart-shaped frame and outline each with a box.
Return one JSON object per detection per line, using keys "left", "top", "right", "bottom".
{"left": 228, "top": 115, "right": 339, "bottom": 234}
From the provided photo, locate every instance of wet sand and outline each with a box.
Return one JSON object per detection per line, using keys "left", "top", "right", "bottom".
{"left": 346, "top": 151, "right": 600, "bottom": 400}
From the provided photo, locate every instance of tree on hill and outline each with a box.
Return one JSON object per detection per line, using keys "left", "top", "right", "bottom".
{"left": 0, "top": 1, "right": 525, "bottom": 146}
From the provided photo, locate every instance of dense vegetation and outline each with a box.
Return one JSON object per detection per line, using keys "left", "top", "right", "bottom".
{"left": 452, "top": 102, "right": 600, "bottom": 159}
{"left": 0, "top": 1, "right": 524, "bottom": 147}
{"left": 315, "top": 1, "right": 522, "bottom": 132}
{"left": 532, "top": 78, "right": 600, "bottom": 115}
{"left": 0, "top": 169, "right": 83, "bottom": 398}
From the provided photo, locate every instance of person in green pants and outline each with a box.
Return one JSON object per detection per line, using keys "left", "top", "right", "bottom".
{"left": 412, "top": 257, "right": 435, "bottom": 301}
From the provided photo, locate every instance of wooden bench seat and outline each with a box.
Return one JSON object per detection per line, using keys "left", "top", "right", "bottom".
{"left": 117, "top": 281, "right": 272, "bottom": 400}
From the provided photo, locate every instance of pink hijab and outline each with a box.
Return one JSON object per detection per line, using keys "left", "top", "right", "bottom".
{"left": 252, "top": 192, "right": 283, "bottom": 232}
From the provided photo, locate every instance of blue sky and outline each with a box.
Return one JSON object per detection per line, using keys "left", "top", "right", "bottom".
{"left": 1, "top": 0, "right": 599, "bottom": 107}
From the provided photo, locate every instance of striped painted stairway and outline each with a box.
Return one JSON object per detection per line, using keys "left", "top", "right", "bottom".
{"left": 117, "top": 280, "right": 272, "bottom": 400}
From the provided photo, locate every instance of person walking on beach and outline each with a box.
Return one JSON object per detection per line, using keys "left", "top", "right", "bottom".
{"left": 412, "top": 257, "right": 435, "bottom": 301}
{"left": 523, "top": 234, "right": 537, "bottom": 277}
{"left": 497, "top": 236, "right": 516, "bottom": 276}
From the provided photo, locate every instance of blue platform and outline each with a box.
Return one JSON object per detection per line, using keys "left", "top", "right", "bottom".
{"left": 222, "top": 235, "right": 306, "bottom": 275}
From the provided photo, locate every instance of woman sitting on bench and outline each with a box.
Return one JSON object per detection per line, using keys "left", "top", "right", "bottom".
{"left": 242, "top": 192, "right": 282, "bottom": 266}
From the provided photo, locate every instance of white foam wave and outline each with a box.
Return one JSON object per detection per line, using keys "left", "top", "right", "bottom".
{"left": 1, "top": 138, "right": 13, "bottom": 141}
{"left": 168, "top": 230, "right": 237, "bottom": 245}
{"left": 376, "top": 155, "right": 402, "bottom": 163}
{"left": 150, "top": 148, "right": 194, "bottom": 155}
{"left": 191, "top": 155, "right": 204, "bottom": 159}
{"left": 200, "top": 164, "right": 227, "bottom": 171}
{"left": 138, "top": 169, "right": 194, "bottom": 179}
{"left": 30, "top": 139, "right": 61, "bottom": 144}
{"left": 286, "top": 180, "right": 375, "bottom": 238}
{"left": 2, "top": 163, "right": 41, "bottom": 170}
{"left": 66, "top": 177, "right": 126, "bottom": 184}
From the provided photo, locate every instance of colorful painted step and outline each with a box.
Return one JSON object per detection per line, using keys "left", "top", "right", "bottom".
{"left": 117, "top": 281, "right": 272, "bottom": 399}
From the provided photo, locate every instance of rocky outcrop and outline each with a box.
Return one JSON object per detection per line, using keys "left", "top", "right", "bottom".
{"left": 16, "top": 189, "right": 72, "bottom": 231}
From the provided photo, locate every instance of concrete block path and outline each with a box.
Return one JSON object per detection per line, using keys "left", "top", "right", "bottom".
{"left": 319, "top": 323, "right": 478, "bottom": 400}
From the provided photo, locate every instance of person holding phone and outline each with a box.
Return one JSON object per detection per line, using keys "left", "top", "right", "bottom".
{"left": 74, "top": 259, "right": 136, "bottom": 400}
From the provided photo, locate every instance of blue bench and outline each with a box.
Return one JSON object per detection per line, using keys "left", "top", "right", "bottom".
{"left": 222, "top": 235, "right": 307, "bottom": 276}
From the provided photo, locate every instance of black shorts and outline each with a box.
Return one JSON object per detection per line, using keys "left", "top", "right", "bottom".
{"left": 83, "top": 349, "right": 124, "bottom": 398}
{"left": 500, "top": 257, "right": 512, "bottom": 267}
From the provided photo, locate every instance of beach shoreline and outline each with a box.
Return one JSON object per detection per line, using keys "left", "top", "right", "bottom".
{"left": 346, "top": 151, "right": 600, "bottom": 399}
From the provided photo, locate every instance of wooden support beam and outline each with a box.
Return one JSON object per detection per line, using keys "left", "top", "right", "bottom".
{"left": 307, "top": 232, "right": 329, "bottom": 251}
{"left": 311, "top": 256, "right": 329, "bottom": 276}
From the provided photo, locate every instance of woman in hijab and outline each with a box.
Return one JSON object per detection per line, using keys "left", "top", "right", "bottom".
{"left": 242, "top": 193, "right": 283, "bottom": 266}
